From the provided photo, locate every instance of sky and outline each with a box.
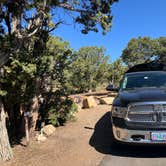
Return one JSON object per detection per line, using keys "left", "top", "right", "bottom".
{"left": 52, "top": 0, "right": 166, "bottom": 62}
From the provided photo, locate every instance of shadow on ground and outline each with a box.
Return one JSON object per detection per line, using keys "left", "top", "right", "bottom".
{"left": 89, "top": 112, "right": 166, "bottom": 158}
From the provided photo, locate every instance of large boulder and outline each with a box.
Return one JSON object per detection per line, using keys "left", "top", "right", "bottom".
{"left": 99, "top": 97, "right": 114, "bottom": 105}
{"left": 42, "top": 124, "right": 56, "bottom": 137}
{"left": 82, "top": 96, "right": 97, "bottom": 108}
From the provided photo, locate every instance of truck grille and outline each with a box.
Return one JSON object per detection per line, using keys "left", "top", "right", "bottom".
{"left": 127, "top": 103, "right": 166, "bottom": 123}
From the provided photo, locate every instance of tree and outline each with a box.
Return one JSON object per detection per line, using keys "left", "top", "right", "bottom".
{"left": 122, "top": 37, "right": 157, "bottom": 67}
{"left": 0, "top": 0, "right": 118, "bottom": 64}
{"left": 0, "top": 98, "right": 13, "bottom": 161}
{"left": 121, "top": 36, "right": 166, "bottom": 67}
{"left": 108, "top": 58, "right": 126, "bottom": 87}
{"left": 1, "top": 35, "right": 73, "bottom": 140}
{"left": 0, "top": 0, "right": 118, "bottom": 161}
{"left": 68, "top": 46, "right": 109, "bottom": 93}
{"left": 157, "top": 37, "right": 166, "bottom": 63}
{"left": 36, "top": 36, "right": 77, "bottom": 127}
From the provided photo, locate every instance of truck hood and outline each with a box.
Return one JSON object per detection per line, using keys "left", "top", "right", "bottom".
{"left": 113, "top": 88, "right": 166, "bottom": 106}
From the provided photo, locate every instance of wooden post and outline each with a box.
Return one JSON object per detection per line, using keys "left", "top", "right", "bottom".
{"left": 24, "top": 116, "right": 29, "bottom": 146}
{"left": 24, "top": 112, "right": 31, "bottom": 146}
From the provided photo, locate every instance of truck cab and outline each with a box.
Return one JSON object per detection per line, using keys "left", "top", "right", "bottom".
{"left": 110, "top": 62, "right": 166, "bottom": 144}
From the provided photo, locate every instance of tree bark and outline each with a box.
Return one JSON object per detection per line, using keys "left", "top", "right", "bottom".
{"left": 0, "top": 98, "right": 13, "bottom": 161}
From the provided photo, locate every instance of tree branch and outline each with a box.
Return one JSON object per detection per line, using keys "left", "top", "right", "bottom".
{"left": 27, "top": 28, "right": 39, "bottom": 38}
{"left": 58, "top": 2, "right": 92, "bottom": 14}
{"left": 48, "top": 21, "right": 63, "bottom": 33}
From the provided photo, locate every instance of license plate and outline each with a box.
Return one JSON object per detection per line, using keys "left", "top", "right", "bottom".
{"left": 151, "top": 132, "right": 166, "bottom": 141}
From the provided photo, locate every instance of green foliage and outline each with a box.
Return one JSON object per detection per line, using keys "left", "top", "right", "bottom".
{"left": 37, "top": 36, "right": 73, "bottom": 92}
{"left": 0, "top": 33, "right": 126, "bottom": 131}
{"left": 35, "top": 37, "right": 78, "bottom": 126}
{"left": 1, "top": 56, "right": 36, "bottom": 105}
{"left": 121, "top": 36, "right": 166, "bottom": 67}
{"left": 122, "top": 37, "right": 158, "bottom": 67}
{"left": 108, "top": 58, "right": 127, "bottom": 87}
{"left": 74, "top": 0, "right": 119, "bottom": 34}
{"left": 0, "top": 90, "right": 7, "bottom": 96}
{"left": 47, "top": 98, "right": 78, "bottom": 126}
{"left": 156, "top": 37, "right": 166, "bottom": 62}
{"left": 0, "top": 0, "right": 118, "bottom": 39}
{"left": 66, "top": 46, "right": 110, "bottom": 93}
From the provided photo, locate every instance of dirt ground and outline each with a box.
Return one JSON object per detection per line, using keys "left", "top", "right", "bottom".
{"left": 1, "top": 105, "right": 112, "bottom": 166}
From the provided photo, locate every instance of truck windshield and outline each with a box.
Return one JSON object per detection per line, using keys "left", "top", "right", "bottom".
{"left": 122, "top": 72, "right": 166, "bottom": 90}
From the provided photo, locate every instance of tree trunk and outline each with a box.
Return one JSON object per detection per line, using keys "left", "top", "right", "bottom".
{"left": 0, "top": 98, "right": 13, "bottom": 161}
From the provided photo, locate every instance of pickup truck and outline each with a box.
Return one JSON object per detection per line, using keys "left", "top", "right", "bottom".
{"left": 108, "top": 62, "right": 166, "bottom": 144}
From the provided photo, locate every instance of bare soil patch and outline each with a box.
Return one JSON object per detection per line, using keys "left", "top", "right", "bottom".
{"left": 1, "top": 105, "right": 111, "bottom": 166}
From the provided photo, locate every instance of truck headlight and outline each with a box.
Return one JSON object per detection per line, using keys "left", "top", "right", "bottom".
{"left": 111, "top": 106, "right": 127, "bottom": 118}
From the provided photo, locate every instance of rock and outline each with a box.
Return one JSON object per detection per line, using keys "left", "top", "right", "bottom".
{"left": 99, "top": 97, "right": 114, "bottom": 105}
{"left": 82, "top": 96, "right": 97, "bottom": 108}
{"left": 108, "top": 92, "right": 117, "bottom": 97}
{"left": 42, "top": 124, "right": 56, "bottom": 137}
{"left": 94, "top": 97, "right": 100, "bottom": 105}
{"left": 36, "top": 134, "right": 47, "bottom": 142}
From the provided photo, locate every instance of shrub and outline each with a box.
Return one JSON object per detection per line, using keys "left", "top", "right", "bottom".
{"left": 47, "top": 98, "right": 78, "bottom": 126}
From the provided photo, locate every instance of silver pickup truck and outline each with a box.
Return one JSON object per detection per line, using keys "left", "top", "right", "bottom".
{"left": 108, "top": 62, "right": 166, "bottom": 144}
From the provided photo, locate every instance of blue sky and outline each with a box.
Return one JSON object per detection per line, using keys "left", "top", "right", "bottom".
{"left": 52, "top": 0, "right": 166, "bottom": 62}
